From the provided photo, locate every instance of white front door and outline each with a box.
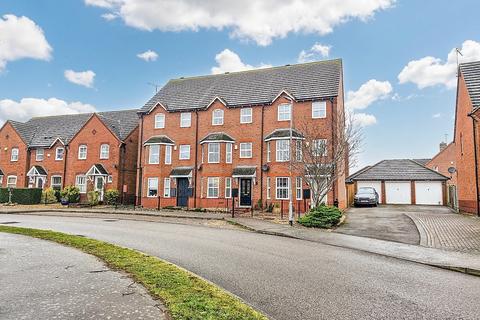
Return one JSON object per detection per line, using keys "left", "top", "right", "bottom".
{"left": 385, "top": 182, "right": 411, "bottom": 204}
{"left": 94, "top": 176, "right": 105, "bottom": 201}
{"left": 415, "top": 181, "right": 442, "bottom": 205}
{"left": 357, "top": 181, "right": 382, "bottom": 203}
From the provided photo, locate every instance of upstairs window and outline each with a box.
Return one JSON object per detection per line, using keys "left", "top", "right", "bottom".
{"left": 312, "top": 139, "right": 327, "bottom": 156}
{"left": 11, "top": 148, "right": 19, "bottom": 162}
{"left": 240, "top": 108, "right": 253, "bottom": 124}
{"left": 155, "top": 114, "right": 165, "bottom": 129}
{"left": 149, "top": 145, "right": 160, "bottom": 164}
{"left": 239, "top": 143, "right": 253, "bottom": 158}
{"left": 180, "top": 112, "right": 191, "bottom": 128}
{"left": 36, "top": 149, "right": 44, "bottom": 161}
{"left": 208, "top": 143, "right": 220, "bottom": 163}
{"left": 212, "top": 109, "right": 224, "bottom": 125}
{"left": 100, "top": 144, "right": 110, "bottom": 159}
{"left": 55, "top": 147, "right": 64, "bottom": 160}
{"left": 78, "top": 145, "right": 87, "bottom": 160}
{"left": 278, "top": 103, "right": 291, "bottom": 121}
{"left": 312, "top": 101, "right": 327, "bottom": 119}
{"left": 179, "top": 145, "right": 190, "bottom": 160}
{"left": 276, "top": 140, "right": 290, "bottom": 162}
{"left": 165, "top": 145, "right": 172, "bottom": 164}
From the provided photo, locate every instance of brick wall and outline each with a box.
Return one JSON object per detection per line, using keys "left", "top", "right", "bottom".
{"left": 0, "top": 122, "right": 29, "bottom": 188}
{"left": 29, "top": 140, "right": 66, "bottom": 189}
{"left": 425, "top": 142, "right": 457, "bottom": 186}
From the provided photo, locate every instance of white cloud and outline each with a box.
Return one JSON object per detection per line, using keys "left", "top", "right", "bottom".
{"left": 298, "top": 43, "right": 331, "bottom": 63}
{"left": 101, "top": 13, "right": 118, "bottom": 21}
{"left": 64, "top": 69, "right": 96, "bottom": 88}
{"left": 345, "top": 79, "right": 393, "bottom": 110}
{"left": 352, "top": 112, "right": 377, "bottom": 127}
{"left": 398, "top": 40, "right": 480, "bottom": 89}
{"left": 85, "top": 0, "right": 394, "bottom": 46}
{"left": 0, "top": 98, "right": 96, "bottom": 125}
{"left": 211, "top": 49, "right": 271, "bottom": 74}
{"left": 432, "top": 113, "right": 441, "bottom": 118}
{"left": 0, "top": 14, "right": 52, "bottom": 71}
{"left": 137, "top": 50, "right": 158, "bottom": 62}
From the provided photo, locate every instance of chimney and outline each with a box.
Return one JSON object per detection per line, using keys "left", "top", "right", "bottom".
{"left": 439, "top": 142, "right": 447, "bottom": 152}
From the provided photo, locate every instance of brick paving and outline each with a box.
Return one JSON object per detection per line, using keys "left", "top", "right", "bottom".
{"left": 406, "top": 212, "right": 480, "bottom": 253}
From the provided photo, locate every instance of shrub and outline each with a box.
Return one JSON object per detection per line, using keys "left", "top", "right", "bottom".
{"left": 87, "top": 190, "right": 99, "bottom": 206}
{"left": 104, "top": 189, "right": 120, "bottom": 205}
{"left": 41, "top": 188, "right": 57, "bottom": 204}
{"left": 297, "top": 205, "right": 342, "bottom": 228}
{"left": 60, "top": 186, "right": 80, "bottom": 203}
{"left": 0, "top": 188, "right": 42, "bottom": 204}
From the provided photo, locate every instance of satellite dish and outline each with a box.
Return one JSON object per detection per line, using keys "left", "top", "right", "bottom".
{"left": 448, "top": 166, "right": 456, "bottom": 174}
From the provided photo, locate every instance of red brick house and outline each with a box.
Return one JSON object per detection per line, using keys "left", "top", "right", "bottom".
{"left": 454, "top": 61, "right": 480, "bottom": 215}
{"left": 425, "top": 142, "right": 457, "bottom": 186}
{"left": 136, "top": 60, "right": 347, "bottom": 211}
{"left": 0, "top": 110, "right": 139, "bottom": 202}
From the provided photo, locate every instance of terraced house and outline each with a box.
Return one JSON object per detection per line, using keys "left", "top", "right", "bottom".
{"left": 0, "top": 110, "right": 139, "bottom": 202}
{"left": 136, "top": 60, "right": 347, "bottom": 211}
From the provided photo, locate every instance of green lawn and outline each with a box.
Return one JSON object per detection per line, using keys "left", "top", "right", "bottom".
{"left": 0, "top": 225, "right": 267, "bottom": 320}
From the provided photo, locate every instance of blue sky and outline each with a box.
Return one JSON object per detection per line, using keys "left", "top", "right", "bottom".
{"left": 0, "top": 0, "right": 479, "bottom": 170}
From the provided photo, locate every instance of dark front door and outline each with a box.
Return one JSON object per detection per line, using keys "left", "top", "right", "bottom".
{"left": 240, "top": 178, "right": 252, "bottom": 207}
{"left": 177, "top": 178, "right": 189, "bottom": 207}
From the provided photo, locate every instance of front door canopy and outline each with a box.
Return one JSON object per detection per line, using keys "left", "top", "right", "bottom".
{"left": 27, "top": 165, "right": 47, "bottom": 177}
{"left": 86, "top": 163, "right": 109, "bottom": 177}
{"left": 232, "top": 166, "right": 256, "bottom": 178}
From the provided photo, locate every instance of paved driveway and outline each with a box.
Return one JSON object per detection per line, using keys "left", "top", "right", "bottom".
{"left": 1, "top": 214, "right": 480, "bottom": 320}
{"left": 335, "top": 205, "right": 454, "bottom": 245}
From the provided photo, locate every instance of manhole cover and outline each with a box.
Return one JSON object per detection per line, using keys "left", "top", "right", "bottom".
{"left": 0, "top": 221, "right": 19, "bottom": 225}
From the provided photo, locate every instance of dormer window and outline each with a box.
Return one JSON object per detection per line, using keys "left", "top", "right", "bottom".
{"left": 55, "top": 147, "right": 64, "bottom": 160}
{"left": 278, "top": 103, "right": 291, "bottom": 121}
{"left": 212, "top": 109, "right": 224, "bottom": 125}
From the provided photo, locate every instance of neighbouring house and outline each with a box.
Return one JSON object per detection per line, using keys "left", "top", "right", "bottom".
{"left": 346, "top": 159, "right": 449, "bottom": 206}
{"left": 453, "top": 61, "right": 480, "bottom": 215}
{"left": 136, "top": 59, "right": 347, "bottom": 211}
{"left": 0, "top": 110, "right": 139, "bottom": 202}
{"left": 425, "top": 142, "right": 457, "bottom": 186}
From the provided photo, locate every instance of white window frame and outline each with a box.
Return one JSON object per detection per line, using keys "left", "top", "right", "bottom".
{"left": 225, "top": 143, "right": 232, "bottom": 164}
{"left": 276, "top": 177, "right": 290, "bottom": 200}
{"left": 276, "top": 140, "right": 290, "bottom": 162}
{"left": 266, "top": 177, "right": 271, "bottom": 200}
{"left": 147, "top": 178, "right": 159, "bottom": 197}
{"left": 107, "top": 175, "right": 113, "bottom": 183}
{"left": 277, "top": 103, "right": 291, "bottom": 121}
{"left": 207, "top": 177, "right": 219, "bottom": 198}
{"left": 100, "top": 144, "right": 110, "bottom": 159}
{"left": 36, "top": 148, "right": 44, "bottom": 161}
{"left": 212, "top": 109, "right": 224, "bottom": 125}
{"left": 295, "top": 140, "right": 303, "bottom": 161}
{"left": 55, "top": 147, "right": 64, "bottom": 160}
{"left": 51, "top": 175, "right": 62, "bottom": 190}
{"left": 164, "top": 145, "right": 172, "bottom": 164}
{"left": 75, "top": 175, "right": 87, "bottom": 194}
{"left": 312, "top": 101, "right": 327, "bottom": 119}
{"left": 180, "top": 112, "right": 191, "bottom": 128}
{"left": 11, "top": 148, "right": 19, "bottom": 162}
{"left": 208, "top": 143, "right": 220, "bottom": 163}
{"left": 312, "top": 139, "right": 328, "bottom": 157}
{"left": 78, "top": 145, "right": 87, "bottom": 160}
{"left": 239, "top": 142, "right": 252, "bottom": 158}
{"left": 179, "top": 145, "right": 190, "bottom": 160}
{"left": 296, "top": 177, "right": 302, "bottom": 200}
{"left": 266, "top": 142, "right": 271, "bottom": 162}
{"left": 164, "top": 178, "right": 171, "bottom": 197}
{"left": 148, "top": 145, "right": 160, "bottom": 164}
{"left": 240, "top": 108, "right": 253, "bottom": 124}
{"left": 225, "top": 177, "right": 232, "bottom": 198}
{"left": 7, "top": 175, "right": 17, "bottom": 188}
{"left": 155, "top": 114, "right": 165, "bottom": 129}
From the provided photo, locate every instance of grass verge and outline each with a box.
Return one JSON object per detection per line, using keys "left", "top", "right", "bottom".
{"left": 0, "top": 225, "right": 267, "bottom": 320}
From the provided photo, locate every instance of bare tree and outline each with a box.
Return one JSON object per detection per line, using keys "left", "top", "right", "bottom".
{"left": 291, "top": 111, "right": 362, "bottom": 207}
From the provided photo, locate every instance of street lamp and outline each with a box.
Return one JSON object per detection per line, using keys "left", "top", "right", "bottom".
{"left": 284, "top": 96, "right": 295, "bottom": 226}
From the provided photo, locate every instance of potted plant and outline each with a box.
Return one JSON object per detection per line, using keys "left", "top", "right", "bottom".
{"left": 272, "top": 203, "right": 281, "bottom": 214}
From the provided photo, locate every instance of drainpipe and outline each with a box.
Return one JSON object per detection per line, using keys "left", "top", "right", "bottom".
{"left": 137, "top": 115, "right": 144, "bottom": 205}
{"left": 330, "top": 97, "right": 337, "bottom": 203}
{"left": 259, "top": 105, "right": 265, "bottom": 207}
{"left": 25, "top": 147, "right": 31, "bottom": 187}
{"left": 120, "top": 143, "right": 126, "bottom": 203}
{"left": 62, "top": 146, "right": 68, "bottom": 189}
{"left": 468, "top": 113, "right": 480, "bottom": 216}
{"left": 193, "top": 110, "right": 199, "bottom": 208}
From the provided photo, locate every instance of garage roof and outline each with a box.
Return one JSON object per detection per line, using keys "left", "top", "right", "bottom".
{"left": 348, "top": 159, "right": 448, "bottom": 181}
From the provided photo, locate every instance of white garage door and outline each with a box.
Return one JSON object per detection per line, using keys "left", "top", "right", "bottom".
{"left": 415, "top": 181, "right": 443, "bottom": 205}
{"left": 385, "top": 182, "right": 411, "bottom": 204}
{"left": 357, "top": 181, "right": 382, "bottom": 203}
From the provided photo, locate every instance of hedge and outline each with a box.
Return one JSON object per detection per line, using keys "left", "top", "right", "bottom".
{"left": 0, "top": 188, "right": 42, "bottom": 205}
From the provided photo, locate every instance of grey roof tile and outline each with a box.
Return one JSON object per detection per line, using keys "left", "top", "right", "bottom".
{"left": 199, "top": 132, "right": 235, "bottom": 144}
{"left": 349, "top": 159, "right": 448, "bottom": 181}
{"left": 460, "top": 61, "right": 480, "bottom": 109}
{"left": 264, "top": 128, "right": 303, "bottom": 141}
{"left": 140, "top": 59, "right": 342, "bottom": 113}
{"left": 411, "top": 158, "right": 431, "bottom": 166}
{"left": 144, "top": 135, "right": 175, "bottom": 145}
{"left": 170, "top": 167, "right": 193, "bottom": 177}
{"left": 232, "top": 166, "right": 256, "bottom": 177}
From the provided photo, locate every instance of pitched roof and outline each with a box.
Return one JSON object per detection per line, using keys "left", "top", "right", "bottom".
{"left": 264, "top": 128, "right": 304, "bottom": 141}
{"left": 6, "top": 110, "right": 139, "bottom": 148}
{"left": 348, "top": 159, "right": 448, "bottom": 181}
{"left": 460, "top": 61, "right": 480, "bottom": 110}
{"left": 86, "top": 163, "right": 109, "bottom": 176}
{"left": 27, "top": 165, "right": 48, "bottom": 176}
{"left": 232, "top": 166, "right": 257, "bottom": 177}
{"left": 199, "top": 132, "right": 235, "bottom": 144}
{"left": 143, "top": 135, "right": 175, "bottom": 145}
{"left": 139, "top": 59, "right": 342, "bottom": 113}
{"left": 411, "top": 158, "right": 431, "bottom": 166}
{"left": 169, "top": 167, "right": 193, "bottom": 177}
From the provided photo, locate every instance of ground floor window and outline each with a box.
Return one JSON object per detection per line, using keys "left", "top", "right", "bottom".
{"left": 225, "top": 177, "right": 232, "bottom": 198}
{"left": 51, "top": 176, "right": 62, "bottom": 190}
{"left": 296, "top": 177, "right": 302, "bottom": 200}
{"left": 147, "top": 178, "right": 158, "bottom": 197}
{"left": 7, "top": 176, "right": 17, "bottom": 188}
{"left": 266, "top": 177, "right": 271, "bottom": 199}
{"left": 164, "top": 178, "right": 171, "bottom": 197}
{"left": 207, "top": 177, "right": 219, "bottom": 198}
{"left": 276, "top": 177, "right": 290, "bottom": 200}
{"left": 75, "top": 175, "right": 87, "bottom": 193}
